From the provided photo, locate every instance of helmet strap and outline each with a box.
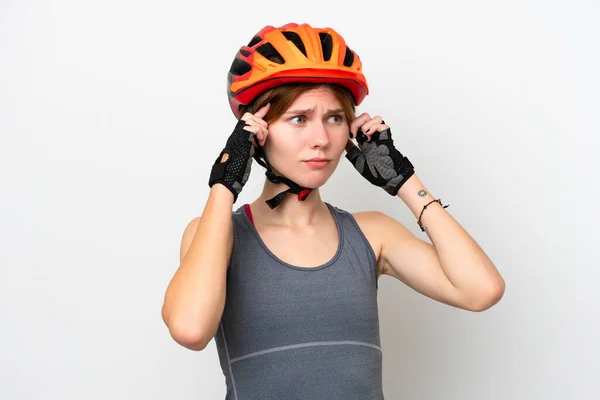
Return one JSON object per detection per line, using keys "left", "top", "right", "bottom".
{"left": 253, "top": 145, "right": 313, "bottom": 209}
{"left": 245, "top": 103, "right": 314, "bottom": 209}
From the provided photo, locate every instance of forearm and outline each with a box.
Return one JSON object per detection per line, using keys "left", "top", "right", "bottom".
{"left": 163, "top": 184, "right": 234, "bottom": 346}
{"left": 397, "top": 174, "right": 505, "bottom": 306}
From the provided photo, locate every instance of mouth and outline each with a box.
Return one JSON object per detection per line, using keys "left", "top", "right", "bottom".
{"left": 303, "top": 158, "right": 331, "bottom": 169}
{"left": 304, "top": 158, "right": 330, "bottom": 162}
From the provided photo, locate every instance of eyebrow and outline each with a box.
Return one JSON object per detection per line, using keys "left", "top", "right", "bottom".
{"left": 283, "top": 107, "right": 345, "bottom": 115}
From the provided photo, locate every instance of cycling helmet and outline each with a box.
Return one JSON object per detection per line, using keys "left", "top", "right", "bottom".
{"left": 226, "top": 23, "right": 369, "bottom": 208}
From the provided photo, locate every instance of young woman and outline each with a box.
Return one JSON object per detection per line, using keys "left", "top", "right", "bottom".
{"left": 162, "top": 23, "right": 505, "bottom": 399}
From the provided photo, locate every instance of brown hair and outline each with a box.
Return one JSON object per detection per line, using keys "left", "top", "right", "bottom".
{"left": 238, "top": 83, "right": 356, "bottom": 127}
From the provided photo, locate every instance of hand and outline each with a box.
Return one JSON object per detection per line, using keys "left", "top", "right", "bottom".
{"left": 208, "top": 103, "right": 270, "bottom": 202}
{"left": 243, "top": 103, "right": 270, "bottom": 148}
{"left": 345, "top": 113, "right": 415, "bottom": 196}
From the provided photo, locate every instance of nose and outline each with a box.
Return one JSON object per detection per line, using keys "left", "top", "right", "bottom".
{"left": 310, "top": 121, "right": 330, "bottom": 149}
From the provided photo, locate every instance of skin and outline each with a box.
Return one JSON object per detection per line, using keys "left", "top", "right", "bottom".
{"left": 242, "top": 87, "right": 358, "bottom": 269}
{"left": 164, "top": 85, "right": 505, "bottom": 351}
{"left": 242, "top": 86, "right": 505, "bottom": 309}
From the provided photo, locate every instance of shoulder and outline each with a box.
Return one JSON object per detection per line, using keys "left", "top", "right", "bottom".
{"left": 179, "top": 207, "right": 243, "bottom": 263}
{"left": 352, "top": 210, "right": 414, "bottom": 244}
{"left": 328, "top": 204, "right": 409, "bottom": 236}
{"left": 351, "top": 210, "right": 395, "bottom": 248}
{"left": 328, "top": 204, "right": 402, "bottom": 242}
{"left": 351, "top": 210, "right": 403, "bottom": 232}
{"left": 351, "top": 210, "right": 414, "bottom": 277}
{"left": 327, "top": 204, "right": 386, "bottom": 257}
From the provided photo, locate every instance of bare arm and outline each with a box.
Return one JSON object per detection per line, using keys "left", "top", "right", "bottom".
{"left": 361, "top": 174, "right": 505, "bottom": 312}
{"left": 161, "top": 184, "right": 235, "bottom": 350}
{"left": 162, "top": 103, "right": 270, "bottom": 350}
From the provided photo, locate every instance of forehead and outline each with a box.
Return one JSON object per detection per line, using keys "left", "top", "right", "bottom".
{"left": 287, "top": 86, "right": 341, "bottom": 108}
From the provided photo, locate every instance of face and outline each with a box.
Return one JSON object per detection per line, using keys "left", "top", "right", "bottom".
{"left": 264, "top": 87, "right": 350, "bottom": 189}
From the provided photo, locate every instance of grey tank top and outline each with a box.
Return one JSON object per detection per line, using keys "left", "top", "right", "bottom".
{"left": 213, "top": 202, "right": 384, "bottom": 399}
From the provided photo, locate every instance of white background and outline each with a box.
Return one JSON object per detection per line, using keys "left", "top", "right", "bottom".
{"left": 1, "top": 0, "right": 598, "bottom": 399}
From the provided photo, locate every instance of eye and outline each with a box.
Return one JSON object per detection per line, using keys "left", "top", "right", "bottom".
{"left": 328, "top": 114, "right": 344, "bottom": 124}
{"left": 290, "top": 115, "right": 306, "bottom": 124}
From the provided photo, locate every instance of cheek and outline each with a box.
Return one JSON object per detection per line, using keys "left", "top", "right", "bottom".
{"left": 264, "top": 135, "right": 298, "bottom": 162}
{"left": 332, "top": 129, "right": 350, "bottom": 154}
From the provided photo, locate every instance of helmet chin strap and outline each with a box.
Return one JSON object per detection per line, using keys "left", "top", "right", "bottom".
{"left": 253, "top": 141, "right": 314, "bottom": 209}
{"left": 247, "top": 103, "right": 314, "bottom": 209}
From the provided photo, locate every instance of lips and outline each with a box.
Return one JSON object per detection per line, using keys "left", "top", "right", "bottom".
{"left": 303, "top": 158, "right": 331, "bottom": 169}
{"left": 304, "top": 158, "right": 329, "bottom": 162}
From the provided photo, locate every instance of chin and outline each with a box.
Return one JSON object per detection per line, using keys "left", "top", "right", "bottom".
{"left": 271, "top": 158, "right": 341, "bottom": 189}
{"left": 299, "top": 176, "right": 331, "bottom": 189}
{"left": 287, "top": 168, "right": 336, "bottom": 189}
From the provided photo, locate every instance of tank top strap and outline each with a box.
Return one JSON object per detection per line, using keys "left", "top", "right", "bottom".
{"left": 324, "top": 203, "right": 379, "bottom": 289}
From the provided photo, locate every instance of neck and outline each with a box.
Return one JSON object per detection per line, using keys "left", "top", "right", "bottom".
{"left": 251, "top": 179, "right": 328, "bottom": 227}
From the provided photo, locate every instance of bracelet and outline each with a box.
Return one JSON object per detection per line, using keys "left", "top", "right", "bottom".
{"left": 417, "top": 199, "right": 449, "bottom": 232}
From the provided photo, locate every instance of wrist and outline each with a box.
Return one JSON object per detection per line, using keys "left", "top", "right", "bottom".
{"left": 209, "top": 182, "right": 236, "bottom": 204}
{"left": 396, "top": 174, "right": 436, "bottom": 217}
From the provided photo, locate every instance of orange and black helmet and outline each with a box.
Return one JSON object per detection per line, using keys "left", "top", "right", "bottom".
{"left": 227, "top": 23, "right": 369, "bottom": 118}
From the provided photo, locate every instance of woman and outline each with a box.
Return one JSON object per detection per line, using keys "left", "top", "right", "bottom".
{"left": 162, "top": 23, "right": 505, "bottom": 399}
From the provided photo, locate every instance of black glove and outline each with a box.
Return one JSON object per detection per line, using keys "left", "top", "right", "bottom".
{"left": 346, "top": 126, "right": 415, "bottom": 196}
{"left": 208, "top": 119, "right": 255, "bottom": 202}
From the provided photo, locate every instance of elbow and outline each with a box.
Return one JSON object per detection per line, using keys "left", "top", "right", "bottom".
{"left": 468, "top": 278, "right": 506, "bottom": 312}
{"left": 167, "top": 320, "right": 211, "bottom": 351}
{"left": 162, "top": 308, "right": 211, "bottom": 351}
{"left": 173, "top": 331, "right": 211, "bottom": 351}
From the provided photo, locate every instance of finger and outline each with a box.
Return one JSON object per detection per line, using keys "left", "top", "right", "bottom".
{"left": 241, "top": 118, "right": 268, "bottom": 141}
{"left": 252, "top": 102, "right": 271, "bottom": 119}
{"left": 249, "top": 123, "right": 268, "bottom": 146}
{"left": 361, "top": 115, "right": 383, "bottom": 134}
{"left": 349, "top": 112, "right": 372, "bottom": 138}
{"left": 247, "top": 115, "right": 268, "bottom": 129}
{"left": 376, "top": 121, "right": 390, "bottom": 131}
{"left": 242, "top": 124, "right": 261, "bottom": 136}
{"left": 240, "top": 105, "right": 269, "bottom": 123}
{"left": 257, "top": 126, "right": 269, "bottom": 147}
{"left": 260, "top": 132, "right": 269, "bottom": 147}
{"left": 248, "top": 126, "right": 263, "bottom": 149}
{"left": 350, "top": 113, "right": 370, "bottom": 137}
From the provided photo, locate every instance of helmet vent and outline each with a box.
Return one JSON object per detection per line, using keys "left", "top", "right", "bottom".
{"left": 343, "top": 46, "right": 355, "bottom": 67}
{"left": 318, "top": 32, "right": 333, "bottom": 61}
{"left": 248, "top": 36, "right": 262, "bottom": 47}
{"left": 282, "top": 31, "right": 307, "bottom": 57}
{"left": 256, "top": 42, "right": 285, "bottom": 64}
{"left": 229, "top": 58, "right": 252, "bottom": 76}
